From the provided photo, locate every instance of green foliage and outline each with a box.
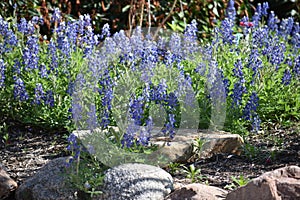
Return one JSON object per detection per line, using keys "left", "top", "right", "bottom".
{"left": 182, "top": 164, "right": 203, "bottom": 183}
{"left": 167, "top": 162, "right": 181, "bottom": 175}
{"left": 193, "top": 138, "right": 206, "bottom": 157}
{"left": 0, "top": 122, "right": 9, "bottom": 145}
{"left": 66, "top": 153, "right": 108, "bottom": 197}
{"left": 225, "top": 174, "right": 251, "bottom": 190}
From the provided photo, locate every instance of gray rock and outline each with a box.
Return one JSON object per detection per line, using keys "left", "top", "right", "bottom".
{"left": 0, "top": 164, "right": 18, "bottom": 200}
{"left": 98, "top": 163, "right": 173, "bottom": 200}
{"left": 165, "top": 183, "right": 228, "bottom": 200}
{"left": 15, "top": 157, "right": 80, "bottom": 200}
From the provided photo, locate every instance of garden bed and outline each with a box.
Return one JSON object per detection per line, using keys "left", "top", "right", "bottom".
{"left": 1, "top": 121, "right": 299, "bottom": 199}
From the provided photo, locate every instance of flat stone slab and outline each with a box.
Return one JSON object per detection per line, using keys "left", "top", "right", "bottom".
{"left": 165, "top": 183, "right": 228, "bottom": 200}
{"left": 74, "top": 128, "right": 244, "bottom": 165}
{"left": 151, "top": 129, "right": 244, "bottom": 164}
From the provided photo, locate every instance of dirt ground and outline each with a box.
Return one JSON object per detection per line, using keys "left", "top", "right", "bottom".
{"left": 1, "top": 121, "right": 299, "bottom": 199}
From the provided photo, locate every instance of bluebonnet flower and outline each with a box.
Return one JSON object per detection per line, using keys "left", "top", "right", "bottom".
{"left": 65, "top": 156, "right": 74, "bottom": 168}
{"left": 98, "top": 70, "right": 113, "bottom": 128}
{"left": 231, "top": 59, "right": 247, "bottom": 107}
{"left": 66, "top": 133, "right": 81, "bottom": 160}
{"left": 14, "top": 78, "right": 29, "bottom": 101}
{"left": 255, "top": 3, "right": 262, "bottom": 18}
{"left": 0, "top": 17, "right": 18, "bottom": 53}
{"left": 251, "top": 115, "right": 261, "bottom": 133}
{"left": 291, "top": 32, "right": 300, "bottom": 49}
{"left": 129, "top": 96, "right": 145, "bottom": 125}
{"left": 232, "top": 83, "right": 247, "bottom": 107}
{"left": 77, "top": 15, "right": 85, "bottom": 35}
{"left": 262, "top": 2, "right": 269, "bottom": 16}
{"left": 169, "top": 33, "right": 182, "bottom": 60}
{"left": 48, "top": 39, "right": 58, "bottom": 71}
{"left": 12, "top": 60, "right": 21, "bottom": 75}
{"left": 0, "top": 59, "right": 5, "bottom": 87}
{"left": 33, "top": 83, "right": 45, "bottom": 105}
{"left": 18, "top": 18, "right": 35, "bottom": 35}
{"left": 122, "top": 120, "right": 139, "bottom": 148}
{"left": 293, "top": 56, "right": 300, "bottom": 77}
{"left": 151, "top": 79, "right": 167, "bottom": 103}
{"left": 282, "top": 69, "right": 292, "bottom": 85}
{"left": 248, "top": 48, "right": 262, "bottom": 84}
{"left": 138, "top": 121, "right": 151, "bottom": 146}
{"left": 51, "top": 8, "right": 61, "bottom": 23}
{"left": 39, "top": 64, "right": 48, "bottom": 78}
{"left": 30, "top": 16, "right": 41, "bottom": 25}
{"left": 267, "top": 11, "right": 279, "bottom": 32}
{"left": 252, "top": 12, "right": 260, "bottom": 27}
{"left": 166, "top": 92, "right": 179, "bottom": 108}
{"left": 269, "top": 42, "right": 285, "bottom": 70}
{"left": 223, "top": 78, "right": 230, "bottom": 97}
{"left": 17, "top": 18, "right": 28, "bottom": 34}
{"left": 23, "top": 36, "right": 39, "bottom": 70}
{"left": 293, "top": 22, "right": 300, "bottom": 34}
{"left": 233, "top": 59, "right": 244, "bottom": 80}
{"left": 220, "top": 18, "right": 234, "bottom": 45}
{"left": 59, "top": 36, "right": 71, "bottom": 58}
{"left": 129, "top": 27, "right": 144, "bottom": 61}
{"left": 183, "top": 19, "right": 199, "bottom": 56}
{"left": 279, "top": 17, "right": 294, "bottom": 38}
{"left": 43, "top": 90, "right": 55, "bottom": 107}
{"left": 101, "top": 23, "right": 111, "bottom": 39}
{"left": 252, "top": 27, "right": 268, "bottom": 48}
{"left": 65, "top": 21, "right": 78, "bottom": 47}
{"left": 82, "top": 26, "right": 99, "bottom": 56}
{"left": 162, "top": 114, "right": 176, "bottom": 140}
{"left": 243, "top": 92, "right": 259, "bottom": 121}
{"left": 226, "top": 0, "right": 236, "bottom": 22}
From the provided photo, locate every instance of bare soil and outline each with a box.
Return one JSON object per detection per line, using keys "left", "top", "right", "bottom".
{"left": 1, "top": 120, "right": 299, "bottom": 199}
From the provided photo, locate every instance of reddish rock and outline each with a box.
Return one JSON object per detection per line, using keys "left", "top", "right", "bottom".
{"left": 0, "top": 164, "right": 18, "bottom": 200}
{"left": 226, "top": 165, "right": 300, "bottom": 200}
{"left": 165, "top": 183, "right": 227, "bottom": 200}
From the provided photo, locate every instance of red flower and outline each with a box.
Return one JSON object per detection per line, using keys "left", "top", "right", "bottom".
{"left": 240, "top": 21, "right": 254, "bottom": 27}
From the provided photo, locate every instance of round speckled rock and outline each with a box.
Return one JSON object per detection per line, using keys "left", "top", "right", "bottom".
{"left": 98, "top": 163, "right": 173, "bottom": 200}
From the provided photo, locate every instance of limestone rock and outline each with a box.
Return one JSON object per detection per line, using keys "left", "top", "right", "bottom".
{"left": 165, "top": 183, "right": 227, "bottom": 200}
{"left": 226, "top": 165, "right": 300, "bottom": 200}
{"left": 15, "top": 157, "right": 80, "bottom": 200}
{"left": 151, "top": 129, "right": 244, "bottom": 164}
{"left": 97, "top": 163, "right": 173, "bottom": 200}
{"left": 0, "top": 164, "right": 18, "bottom": 200}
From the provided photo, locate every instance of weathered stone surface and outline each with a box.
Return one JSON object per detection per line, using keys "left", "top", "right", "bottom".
{"left": 151, "top": 129, "right": 244, "bottom": 164}
{"left": 97, "top": 163, "right": 173, "bottom": 200}
{"left": 15, "top": 157, "right": 80, "bottom": 200}
{"left": 165, "top": 183, "right": 227, "bottom": 200}
{"left": 154, "top": 141, "right": 193, "bottom": 163}
{"left": 0, "top": 164, "right": 18, "bottom": 200}
{"left": 226, "top": 165, "right": 300, "bottom": 200}
{"left": 198, "top": 131, "right": 244, "bottom": 158}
